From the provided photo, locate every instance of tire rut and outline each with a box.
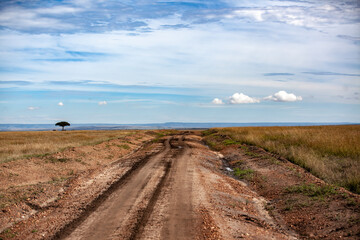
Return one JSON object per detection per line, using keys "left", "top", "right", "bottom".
{"left": 53, "top": 153, "right": 156, "bottom": 239}
{"left": 56, "top": 136, "right": 186, "bottom": 240}
{"left": 129, "top": 161, "right": 172, "bottom": 240}
{"left": 161, "top": 136, "right": 198, "bottom": 240}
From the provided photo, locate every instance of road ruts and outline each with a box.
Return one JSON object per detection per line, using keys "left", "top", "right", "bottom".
{"left": 160, "top": 136, "right": 198, "bottom": 240}
{"left": 58, "top": 136, "right": 188, "bottom": 240}
{"left": 54, "top": 135, "right": 203, "bottom": 240}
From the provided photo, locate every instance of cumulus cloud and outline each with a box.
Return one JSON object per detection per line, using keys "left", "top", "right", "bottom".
{"left": 229, "top": 93, "right": 260, "bottom": 104}
{"left": 27, "top": 106, "right": 39, "bottom": 110}
{"left": 58, "top": 102, "right": 64, "bottom": 106}
{"left": 264, "top": 91, "right": 302, "bottom": 102}
{"left": 98, "top": 101, "right": 107, "bottom": 105}
{"left": 212, "top": 98, "right": 224, "bottom": 105}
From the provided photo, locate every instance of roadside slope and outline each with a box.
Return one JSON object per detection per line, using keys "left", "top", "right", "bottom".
{"left": 204, "top": 129, "right": 360, "bottom": 239}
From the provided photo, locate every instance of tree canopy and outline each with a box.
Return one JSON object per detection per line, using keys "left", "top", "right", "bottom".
{"left": 55, "top": 121, "right": 70, "bottom": 131}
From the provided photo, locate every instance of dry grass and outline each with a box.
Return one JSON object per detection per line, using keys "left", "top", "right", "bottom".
{"left": 204, "top": 125, "right": 360, "bottom": 194}
{"left": 0, "top": 130, "right": 145, "bottom": 163}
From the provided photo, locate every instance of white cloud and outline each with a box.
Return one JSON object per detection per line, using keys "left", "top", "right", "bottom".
{"left": 98, "top": 101, "right": 107, "bottom": 105}
{"left": 58, "top": 102, "right": 64, "bottom": 106}
{"left": 0, "top": 7, "right": 76, "bottom": 30}
{"left": 229, "top": 93, "right": 260, "bottom": 104}
{"left": 234, "top": 9, "right": 265, "bottom": 21}
{"left": 264, "top": 90, "right": 302, "bottom": 102}
{"left": 230, "top": 3, "right": 359, "bottom": 29}
{"left": 27, "top": 106, "right": 39, "bottom": 110}
{"left": 212, "top": 98, "right": 224, "bottom": 104}
{"left": 35, "top": 6, "right": 82, "bottom": 15}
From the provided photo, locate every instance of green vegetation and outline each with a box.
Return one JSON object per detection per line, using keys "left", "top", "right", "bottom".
{"left": 117, "top": 144, "right": 131, "bottom": 150}
{"left": 283, "top": 184, "right": 339, "bottom": 211}
{"left": 286, "top": 183, "right": 337, "bottom": 197}
{"left": 233, "top": 168, "right": 254, "bottom": 180}
{"left": 222, "top": 139, "right": 241, "bottom": 146}
{"left": 203, "top": 125, "right": 360, "bottom": 194}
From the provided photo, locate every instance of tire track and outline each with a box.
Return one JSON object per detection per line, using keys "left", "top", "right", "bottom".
{"left": 126, "top": 137, "right": 186, "bottom": 239}
{"left": 56, "top": 136, "right": 188, "bottom": 240}
{"left": 161, "top": 136, "right": 198, "bottom": 240}
{"left": 129, "top": 160, "right": 172, "bottom": 240}
{"left": 53, "top": 138, "right": 171, "bottom": 240}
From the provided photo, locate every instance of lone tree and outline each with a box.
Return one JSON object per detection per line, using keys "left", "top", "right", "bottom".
{"left": 55, "top": 121, "right": 70, "bottom": 131}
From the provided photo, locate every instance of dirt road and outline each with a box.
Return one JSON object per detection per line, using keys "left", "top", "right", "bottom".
{"left": 52, "top": 134, "right": 294, "bottom": 240}
{"left": 58, "top": 136, "right": 198, "bottom": 240}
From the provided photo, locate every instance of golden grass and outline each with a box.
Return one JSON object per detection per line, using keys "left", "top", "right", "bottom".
{"left": 0, "top": 130, "right": 146, "bottom": 163}
{"left": 205, "top": 125, "right": 360, "bottom": 194}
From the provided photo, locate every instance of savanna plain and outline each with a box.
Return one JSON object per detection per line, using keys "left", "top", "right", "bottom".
{"left": 0, "top": 126, "right": 359, "bottom": 239}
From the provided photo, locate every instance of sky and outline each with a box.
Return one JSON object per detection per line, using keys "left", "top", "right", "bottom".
{"left": 0, "top": 0, "right": 359, "bottom": 124}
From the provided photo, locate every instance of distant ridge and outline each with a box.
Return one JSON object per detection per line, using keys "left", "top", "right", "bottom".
{"left": 0, "top": 122, "right": 357, "bottom": 131}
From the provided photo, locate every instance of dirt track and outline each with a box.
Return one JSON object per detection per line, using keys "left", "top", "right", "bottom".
{"left": 58, "top": 135, "right": 200, "bottom": 240}
{"left": 52, "top": 134, "right": 295, "bottom": 240}
{"left": 2, "top": 132, "right": 359, "bottom": 239}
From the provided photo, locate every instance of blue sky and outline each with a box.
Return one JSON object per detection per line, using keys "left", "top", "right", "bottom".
{"left": 0, "top": 0, "right": 359, "bottom": 124}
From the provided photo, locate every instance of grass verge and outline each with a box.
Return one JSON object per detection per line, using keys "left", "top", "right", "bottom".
{"left": 203, "top": 125, "right": 360, "bottom": 194}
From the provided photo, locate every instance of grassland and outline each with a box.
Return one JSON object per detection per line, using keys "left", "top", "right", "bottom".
{"left": 203, "top": 125, "right": 360, "bottom": 194}
{"left": 0, "top": 130, "right": 145, "bottom": 163}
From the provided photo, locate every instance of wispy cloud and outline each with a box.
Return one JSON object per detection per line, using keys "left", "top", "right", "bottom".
{"left": 58, "top": 102, "right": 64, "bottom": 106}
{"left": 27, "top": 106, "right": 39, "bottom": 110}
{"left": 33, "top": 58, "right": 86, "bottom": 62}
{"left": 35, "top": 6, "right": 82, "bottom": 15}
{"left": 0, "top": 80, "right": 32, "bottom": 85}
{"left": 0, "top": 7, "right": 78, "bottom": 31}
{"left": 1, "top": 0, "right": 358, "bottom": 34}
{"left": 161, "top": 24, "right": 190, "bottom": 29}
{"left": 264, "top": 73, "right": 294, "bottom": 76}
{"left": 337, "top": 35, "right": 360, "bottom": 45}
{"left": 98, "top": 101, "right": 107, "bottom": 105}
{"left": 303, "top": 71, "right": 360, "bottom": 77}
{"left": 229, "top": 3, "right": 360, "bottom": 29}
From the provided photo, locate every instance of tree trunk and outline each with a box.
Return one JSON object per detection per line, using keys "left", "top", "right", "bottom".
{"left": 62, "top": 126, "right": 64, "bottom": 131}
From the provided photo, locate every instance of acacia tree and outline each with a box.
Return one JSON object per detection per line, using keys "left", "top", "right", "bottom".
{"left": 55, "top": 121, "right": 70, "bottom": 131}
